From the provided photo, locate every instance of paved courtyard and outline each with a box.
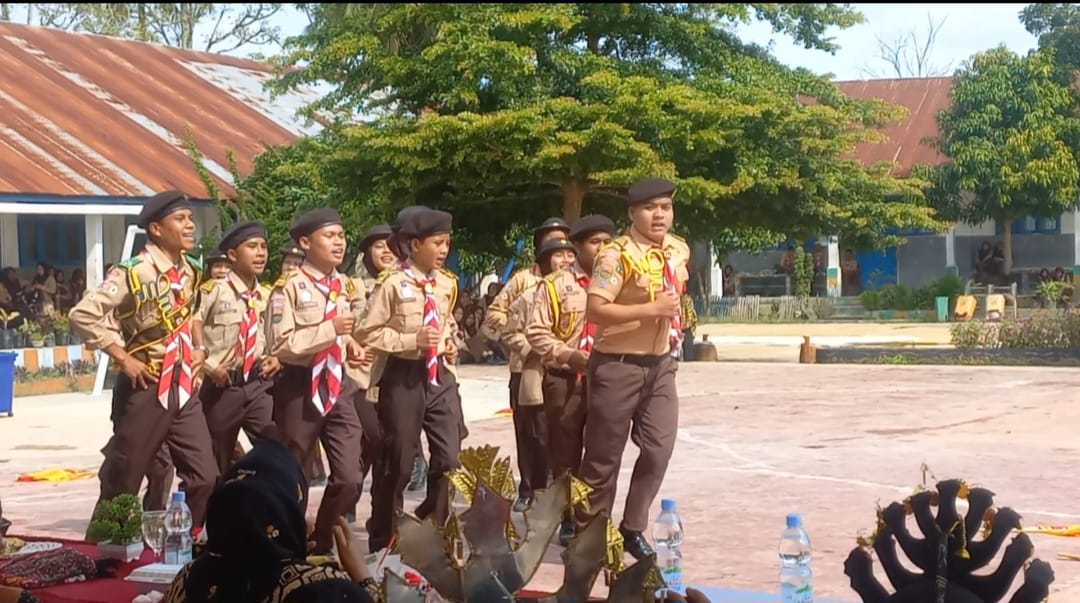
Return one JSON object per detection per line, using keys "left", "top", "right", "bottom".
{"left": 2, "top": 361, "right": 1079, "bottom": 601}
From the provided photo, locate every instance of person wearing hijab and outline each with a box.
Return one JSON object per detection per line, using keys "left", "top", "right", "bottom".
{"left": 166, "top": 435, "right": 377, "bottom": 603}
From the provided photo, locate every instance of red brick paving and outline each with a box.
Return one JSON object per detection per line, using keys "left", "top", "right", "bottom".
{"left": 2, "top": 363, "right": 1079, "bottom": 600}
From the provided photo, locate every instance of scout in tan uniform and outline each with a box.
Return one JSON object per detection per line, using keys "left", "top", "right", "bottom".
{"left": 270, "top": 208, "right": 367, "bottom": 553}
{"left": 579, "top": 178, "right": 690, "bottom": 560}
{"left": 526, "top": 214, "right": 615, "bottom": 544}
{"left": 358, "top": 209, "right": 462, "bottom": 554}
{"left": 69, "top": 190, "right": 219, "bottom": 529}
{"left": 501, "top": 237, "right": 577, "bottom": 512}
{"left": 192, "top": 221, "right": 281, "bottom": 473}
{"left": 344, "top": 223, "right": 395, "bottom": 523}
{"left": 204, "top": 249, "right": 231, "bottom": 281}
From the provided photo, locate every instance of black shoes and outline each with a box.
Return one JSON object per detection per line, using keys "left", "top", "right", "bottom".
{"left": 619, "top": 524, "right": 655, "bottom": 560}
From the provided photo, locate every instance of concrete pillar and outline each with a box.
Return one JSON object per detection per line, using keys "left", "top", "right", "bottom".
{"left": 826, "top": 235, "right": 841, "bottom": 297}
{"left": 85, "top": 214, "right": 104, "bottom": 289}
{"left": 0, "top": 214, "right": 18, "bottom": 267}
{"left": 945, "top": 227, "right": 958, "bottom": 277}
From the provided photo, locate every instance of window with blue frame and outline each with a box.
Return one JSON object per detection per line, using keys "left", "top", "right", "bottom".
{"left": 17, "top": 215, "right": 87, "bottom": 267}
{"left": 995, "top": 215, "right": 1061, "bottom": 235}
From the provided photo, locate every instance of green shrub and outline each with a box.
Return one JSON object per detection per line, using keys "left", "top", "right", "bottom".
{"left": 950, "top": 310, "right": 1080, "bottom": 349}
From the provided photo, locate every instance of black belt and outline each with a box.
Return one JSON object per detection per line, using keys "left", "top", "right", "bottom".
{"left": 228, "top": 363, "right": 263, "bottom": 385}
{"left": 594, "top": 351, "right": 666, "bottom": 367}
{"left": 545, "top": 367, "right": 577, "bottom": 379}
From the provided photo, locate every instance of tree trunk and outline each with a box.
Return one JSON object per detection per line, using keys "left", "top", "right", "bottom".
{"left": 562, "top": 179, "right": 585, "bottom": 224}
{"left": 1002, "top": 218, "right": 1014, "bottom": 276}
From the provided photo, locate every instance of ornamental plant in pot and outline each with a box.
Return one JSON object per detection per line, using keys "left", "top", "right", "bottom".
{"left": 87, "top": 493, "right": 144, "bottom": 562}
{"left": 0, "top": 309, "right": 19, "bottom": 349}
{"left": 18, "top": 321, "right": 43, "bottom": 348}
{"left": 49, "top": 311, "right": 70, "bottom": 346}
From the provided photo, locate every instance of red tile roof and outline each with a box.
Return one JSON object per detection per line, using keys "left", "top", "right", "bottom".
{"left": 0, "top": 22, "right": 326, "bottom": 198}
{"left": 835, "top": 77, "right": 954, "bottom": 177}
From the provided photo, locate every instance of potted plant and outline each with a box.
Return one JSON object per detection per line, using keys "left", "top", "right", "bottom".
{"left": 0, "top": 309, "right": 17, "bottom": 349}
{"left": 48, "top": 311, "right": 69, "bottom": 346}
{"left": 18, "top": 321, "right": 43, "bottom": 348}
{"left": 87, "top": 494, "right": 144, "bottom": 562}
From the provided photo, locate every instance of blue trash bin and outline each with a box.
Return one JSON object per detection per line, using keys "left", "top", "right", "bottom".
{"left": 0, "top": 351, "right": 15, "bottom": 417}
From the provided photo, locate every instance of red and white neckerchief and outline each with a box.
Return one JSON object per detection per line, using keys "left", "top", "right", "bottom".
{"left": 229, "top": 280, "right": 260, "bottom": 382}
{"left": 304, "top": 269, "right": 344, "bottom": 415}
{"left": 659, "top": 248, "right": 683, "bottom": 357}
{"left": 575, "top": 273, "right": 595, "bottom": 356}
{"left": 157, "top": 266, "right": 193, "bottom": 409}
{"left": 407, "top": 268, "right": 440, "bottom": 387}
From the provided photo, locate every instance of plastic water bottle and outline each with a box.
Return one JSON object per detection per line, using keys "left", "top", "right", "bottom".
{"left": 652, "top": 498, "right": 684, "bottom": 591}
{"left": 779, "top": 512, "right": 813, "bottom": 603}
{"left": 164, "top": 491, "right": 193, "bottom": 566}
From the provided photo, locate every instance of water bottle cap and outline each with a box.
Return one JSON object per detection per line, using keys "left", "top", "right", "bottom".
{"left": 661, "top": 499, "right": 676, "bottom": 512}
{"left": 172, "top": 491, "right": 186, "bottom": 503}
{"left": 786, "top": 512, "right": 802, "bottom": 528}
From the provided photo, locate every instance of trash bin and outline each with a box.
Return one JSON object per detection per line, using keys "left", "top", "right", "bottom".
{"left": 0, "top": 351, "right": 14, "bottom": 417}
{"left": 935, "top": 296, "right": 950, "bottom": 323}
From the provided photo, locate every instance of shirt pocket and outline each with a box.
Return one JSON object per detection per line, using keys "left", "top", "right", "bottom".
{"left": 400, "top": 297, "right": 425, "bottom": 332}
{"left": 557, "top": 293, "right": 586, "bottom": 336}
{"left": 295, "top": 306, "right": 326, "bottom": 327}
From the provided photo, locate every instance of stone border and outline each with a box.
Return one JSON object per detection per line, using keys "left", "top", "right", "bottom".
{"left": 809, "top": 346, "right": 1080, "bottom": 366}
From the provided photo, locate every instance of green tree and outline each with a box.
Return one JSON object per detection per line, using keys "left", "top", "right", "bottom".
{"left": 1020, "top": 3, "right": 1080, "bottom": 78}
{"left": 926, "top": 46, "right": 1080, "bottom": 274}
{"left": 273, "top": 3, "right": 943, "bottom": 261}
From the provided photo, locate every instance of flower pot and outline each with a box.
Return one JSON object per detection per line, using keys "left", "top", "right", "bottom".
{"left": 55, "top": 332, "right": 69, "bottom": 346}
{"left": 43, "top": 334, "right": 55, "bottom": 348}
{"left": 30, "top": 338, "right": 44, "bottom": 349}
{"left": 0, "top": 330, "right": 11, "bottom": 349}
{"left": 70, "top": 332, "right": 81, "bottom": 345}
{"left": 98, "top": 540, "right": 144, "bottom": 562}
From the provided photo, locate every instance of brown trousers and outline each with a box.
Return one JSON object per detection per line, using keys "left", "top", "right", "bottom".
{"left": 509, "top": 372, "right": 548, "bottom": 499}
{"left": 273, "top": 365, "right": 363, "bottom": 552}
{"left": 94, "top": 374, "right": 219, "bottom": 530}
{"left": 368, "top": 357, "right": 463, "bottom": 553}
{"left": 200, "top": 371, "right": 274, "bottom": 474}
{"left": 143, "top": 446, "right": 175, "bottom": 510}
{"left": 354, "top": 395, "right": 382, "bottom": 483}
{"left": 578, "top": 353, "right": 679, "bottom": 533}
{"left": 541, "top": 369, "right": 587, "bottom": 481}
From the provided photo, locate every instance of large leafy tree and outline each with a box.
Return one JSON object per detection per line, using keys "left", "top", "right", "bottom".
{"left": 272, "top": 3, "right": 942, "bottom": 260}
{"left": 1020, "top": 3, "right": 1080, "bottom": 79}
{"left": 925, "top": 46, "right": 1080, "bottom": 274}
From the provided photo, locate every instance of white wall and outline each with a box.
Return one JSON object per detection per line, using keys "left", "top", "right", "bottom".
{"left": 0, "top": 214, "right": 17, "bottom": 267}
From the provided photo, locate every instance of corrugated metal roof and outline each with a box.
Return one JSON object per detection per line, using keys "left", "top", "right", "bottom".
{"left": 0, "top": 21, "right": 326, "bottom": 198}
{"left": 836, "top": 77, "right": 954, "bottom": 177}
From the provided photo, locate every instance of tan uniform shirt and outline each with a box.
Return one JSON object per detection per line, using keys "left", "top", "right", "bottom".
{"left": 343, "top": 275, "right": 376, "bottom": 390}
{"left": 69, "top": 242, "right": 202, "bottom": 374}
{"left": 588, "top": 229, "right": 691, "bottom": 356}
{"left": 481, "top": 264, "right": 541, "bottom": 372}
{"left": 197, "top": 272, "right": 268, "bottom": 374}
{"left": 263, "top": 269, "right": 296, "bottom": 356}
{"left": 269, "top": 261, "right": 364, "bottom": 368}
{"left": 503, "top": 288, "right": 544, "bottom": 406}
{"left": 526, "top": 263, "right": 589, "bottom": 370}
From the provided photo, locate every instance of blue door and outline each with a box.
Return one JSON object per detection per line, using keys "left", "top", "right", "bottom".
{"left": 856, "top": 247, "right": 898, "bottom": 289}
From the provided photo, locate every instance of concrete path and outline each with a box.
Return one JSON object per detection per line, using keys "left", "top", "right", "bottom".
{"left": 3, "top": 361, "right": 1079, "bottom": 601}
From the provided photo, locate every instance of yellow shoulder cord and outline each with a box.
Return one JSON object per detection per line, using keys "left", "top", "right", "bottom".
{"left": 117, "top": 267, "right": 143, "bottom": 320}
{"left": 545, "top": 278, "right": 578, "bottom": 341}
{"left": 622, "top": 246, "right": 667, "bottom": 301}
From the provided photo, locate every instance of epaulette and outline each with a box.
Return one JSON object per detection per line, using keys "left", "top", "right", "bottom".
{"left": 273, "top": 274, "right": 290, "bottom": 289}
{"left": 600, "top": 236, "right": 629, "bottom": 254}
{"left": 375, "top": 268, "right": 400, "bottom": 287}
{"left": 669, "top": 233, "right": 686, "bottom": 244}
{"left": 117, "top": 256, "right": 142, "bottom": 270}
{"left": 439, "top": 267, "right": 458, "bottom": 281}
{"left": 186, "top": 253, "right": 203, "bottom": 271}
{"left": 543, "top": 270, "right": 562, "bottom": 285}
{"left": 199, "top": 280, "right": 216, "bottom": 294}
{"left": 344, "top": 277, "right": 358, "bottom": 297}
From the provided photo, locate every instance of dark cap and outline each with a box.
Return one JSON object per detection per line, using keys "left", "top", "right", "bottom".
{"left": 360, "top": 224, "right": 393, "bottom": 252}
{"left": 137, "top": 190, "right": 191, "bottom": 229}
{"left": 536, "top": 237, "right": 576, "bottom": 261}
{"left": 280, "top": 242, "right": 305, "bottom": 259}
{"left": 627, "top": 178, "right": 676, "bottom": 206}
{"left": 533, "top": 217, "right": 571, "bottom": 237}
{"left": 391, "top": 206, "right": 431, "bottom": 233}
{"left": 568, "top": 215, "right": 616, "bottom": 242}
{"left": 289, "top": 208, "right": 342, "bottom": 240}
{"left": 206, "top": 248, "right": 229, "bottom": 265}
{"left": 400, "top": 209, "right": 453, "bottom": 240}
{"left": 218, "top": 220, "right": 267, "bottom": 252}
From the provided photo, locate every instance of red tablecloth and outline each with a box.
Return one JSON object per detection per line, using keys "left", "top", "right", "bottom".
{"left": 6, "top": 536, "right": 158, "bottom": 603}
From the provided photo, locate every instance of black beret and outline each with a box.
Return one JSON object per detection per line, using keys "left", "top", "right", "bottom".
{"left": 206, "top": 248, "right": 229, "bottom": 265}
{"left": 568, "top": 215, "right": 616, "bottom": 242}
{"left": 391, "top": 206, "right": 431, "bottom": 233}
{"left": 360, "top": 224, "right": 393, "bottom": 251}
{"left": 533, "top": 217, "right": 571, "bottom": 236}
{"left": 536, "top": 237, "right": 576, "bottom": 260}
{"left": 218, "top": 221, "right": 267, "bottom": 251}
{"left": 627, "top": 178, "right": 676, "bottom": 206}
{"left": 289, "top": 208, "right": 342, "bottom": 240}
{"left": 137, "top": 190, "right": 191, "bottom": 228}
{"left": 400, "top": 209, "right": 453, "bottom": 240}
{"left": 280, "top": 242, "right": 305, "bottom": 259}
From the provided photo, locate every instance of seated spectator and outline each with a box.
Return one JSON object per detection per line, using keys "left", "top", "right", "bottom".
{"left": 166, "top": 437, "right": 376, "bottom": 603}
{"left": 776, "top": 246, "right": 796, "bottom": 275}
{"left": 841, "top": 249, "right": 862, "bottom": 297}
{"left": 722, "top": 264, "right": 736, "bottom": 297}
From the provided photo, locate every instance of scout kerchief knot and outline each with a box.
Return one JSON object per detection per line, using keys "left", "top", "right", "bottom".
{"left": 158, "top": 266, "right": 193, "bottom": 409}
{"left": 307, "top": 271, "right": 344, "bottom": 415}
{"left": 640, "top": 246, "right": 683, "bottom": 357}
{"left": 234, "top": 284, "right": 260, "bottom": 381}
{"left": 408, "top": 269, "right": 440, "bottom": 387}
